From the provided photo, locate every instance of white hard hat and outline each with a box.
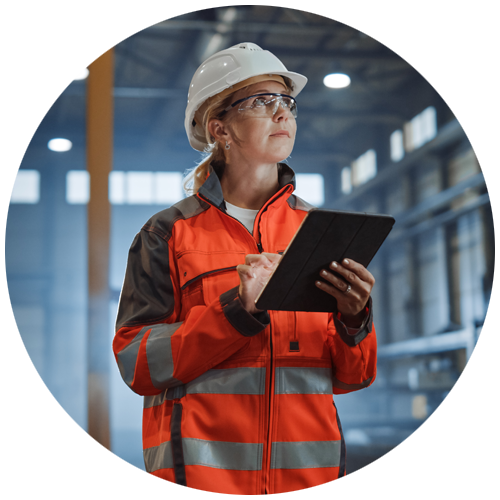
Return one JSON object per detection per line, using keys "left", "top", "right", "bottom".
{"left": 185, "top": 42, "right": 308, "bottom": 151}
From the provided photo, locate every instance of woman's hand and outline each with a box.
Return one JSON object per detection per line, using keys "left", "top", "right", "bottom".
{"left": 237, "top": 253, "right": 281, "bottom": 314}
{"left": 315, "top": 258, "right": 375, "bottom": 326}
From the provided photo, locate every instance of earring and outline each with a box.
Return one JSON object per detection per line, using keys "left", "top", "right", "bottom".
{"left": 225, "top": 141, "right": 230, "bottom": 150}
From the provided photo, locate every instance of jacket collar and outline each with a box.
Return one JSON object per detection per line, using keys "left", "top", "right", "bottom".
{"left": 198, "top": 161, "right": 296, "bottom": 211}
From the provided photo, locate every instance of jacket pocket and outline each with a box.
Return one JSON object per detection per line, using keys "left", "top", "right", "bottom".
{"left": 201, "top": 268, "right": 240, "bottom": 305}
{"left": 179, "top": 267, "right": 242, "bottom": 318}
{"left": 179, "top": 267, "right": 240, "bottom": 316}
{"left": 180, "top": 280, "right": 204, "bottom": 315}
{"left": 177, "top": 250, "right": 244, "bottom": 308}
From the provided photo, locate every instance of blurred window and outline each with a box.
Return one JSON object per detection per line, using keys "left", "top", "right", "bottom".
{"left": 390, "top": 129, "right": 405, "bottom": 162}
{"left": 109, "top": 171, "right": 184, "bottom": 205}
{"left": 404, "top": 106, "right": 437, "bottom": 152}
{"left": 341, "top": 166, "right": 352, "bottom": 194}
{"left": 155, "top": 172, "right": 185, "bottom": 204}
{"left": 295, "top": 173, "right": 325, "bottom": 206}
{"left": 352, "top": 149, "right": 377, "bottom": 187}
{"left": 415, "top": 117, "right": 426, "bottom": 150}
{"left": 109, "top": 171, "right": 126, "bottom": 204}
{"left": 421, "top": 106, "right": 437, "bottom": 143}
{"left": 11, "top": 169, "right": 40, "bottom": 204}
{"left": 126, "top": 172, "right": 154, "bottom": 204}
{"left": 66, "top": 170, "right": 90, "bottom": 204}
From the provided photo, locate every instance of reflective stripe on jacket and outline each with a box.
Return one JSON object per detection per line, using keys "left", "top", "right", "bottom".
{"left": 113, "top": 163, "right": 377, "bottom": 494}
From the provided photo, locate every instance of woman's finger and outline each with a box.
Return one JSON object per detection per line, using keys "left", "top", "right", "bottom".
{"left": 315, "top": 279, "right": 365, "bottom": 318}
{"left": 315, "top": 278, "right": 356, "bottom": 300}
{"left": 245, "top": 253, "right": 281, "bottom": 271}
{"left": 245, "top": 254, "right": 273, "bottom": 268}
{"left": 327, "top": 261, "right": 359, "bottom": 286}
{"left": 329, "top": 259, "right": 375, "bottom": 286}
{"left": 261, "top": 252, "right": 282, "bottom": 265}
{"left": 321, "top": 267, "right": 372, "bottom": 301}
{"left": 319, "top": 269, "right": 347, "bottom": 292}
{"left": 237, "top": 264, "right": 257, "bottom": 280}
{"left": 315, "top": 279, "right": 332, "bottom": 296}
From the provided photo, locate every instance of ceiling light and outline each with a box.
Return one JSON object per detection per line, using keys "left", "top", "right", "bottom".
{"left": 222, "top": 7, "right": 237, "bottom": 22}
{"left": 74, "top": 68, "right": 89, "bottom": 81}
{"left": 323, "top": 73, "right": 351, "bottom": 89}
{"left": 48, "top": 138, "right": 73, "bottom": 152}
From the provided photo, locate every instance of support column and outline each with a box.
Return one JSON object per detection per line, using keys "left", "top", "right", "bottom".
{"left": 86, "top": 48, "right": 114, "bottom": 449}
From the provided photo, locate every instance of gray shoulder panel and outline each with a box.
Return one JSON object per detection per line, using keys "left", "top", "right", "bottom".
{"left": 286, "top": 194, "right": 316, "bottom": 212}
{"left": 115, "top": 196, "right": 210, "bottom": 331}
{"left": 143, "top": 195, "right": 210, "bottom": 240}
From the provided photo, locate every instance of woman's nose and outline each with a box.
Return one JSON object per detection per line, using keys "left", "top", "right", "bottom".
{"left": 272, "top": 101, "right": 289, "bottom": 121}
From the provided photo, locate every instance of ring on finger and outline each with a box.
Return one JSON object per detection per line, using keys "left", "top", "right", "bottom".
{"left": 343, "top": 284, "right": 352, "bottom": 295}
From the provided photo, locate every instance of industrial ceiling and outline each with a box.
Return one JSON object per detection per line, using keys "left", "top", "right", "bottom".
{"left": 42, "top": 6, "right": 454, "bottom": 187}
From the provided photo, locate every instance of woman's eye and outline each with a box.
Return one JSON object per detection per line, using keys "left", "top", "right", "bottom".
{"left": 252, "top": 97, "right": 268, "bottom": 107}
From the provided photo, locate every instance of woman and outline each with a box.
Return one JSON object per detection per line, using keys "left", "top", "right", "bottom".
{"left": 113, "top": 42, "right": 376, "bottom": 494}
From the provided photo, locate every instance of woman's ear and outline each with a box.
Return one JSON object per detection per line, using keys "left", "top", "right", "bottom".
{"left": 208, "top": 119, "right": 230, "bottom": 143}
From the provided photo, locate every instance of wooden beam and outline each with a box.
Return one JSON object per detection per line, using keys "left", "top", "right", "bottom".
{"left": 86, "top": 48, "right": 114, "bottom": 450}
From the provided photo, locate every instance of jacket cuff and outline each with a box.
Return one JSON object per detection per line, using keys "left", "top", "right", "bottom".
{"left": 333, "top": 296, "right": 373, "bottom": 347}
{"left": 220, "top": 287, "right": 270, "bottom": 337}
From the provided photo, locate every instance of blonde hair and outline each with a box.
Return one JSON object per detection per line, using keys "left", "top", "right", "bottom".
{"left": 183, "top": 76, "right": 293, "bottom": 195}
{"left": 183, "top": 92, "right": 235, "bottom": 195}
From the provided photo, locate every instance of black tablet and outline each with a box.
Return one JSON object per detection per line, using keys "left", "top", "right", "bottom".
{"left": 254, "top": 209, "right": 395, "bottom": 313}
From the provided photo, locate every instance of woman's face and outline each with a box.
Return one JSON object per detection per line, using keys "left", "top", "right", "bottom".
{"left": 222, "top": 80, "right": 297, "bottom": 165}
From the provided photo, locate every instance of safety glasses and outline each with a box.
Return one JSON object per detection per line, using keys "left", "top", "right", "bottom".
{"left": 220, "top": 93, "right": 298, "bottom": 119}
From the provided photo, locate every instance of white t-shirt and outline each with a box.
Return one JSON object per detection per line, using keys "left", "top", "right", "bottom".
{"left": 225, "top": 200, "right": 259, "bottom": 234}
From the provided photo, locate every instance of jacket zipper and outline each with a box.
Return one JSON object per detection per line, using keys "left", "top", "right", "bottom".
{"left": 265, "top": 320, "right": 274, "bottom": 494}
{"left": 198, "top": 191, "right": 280, "bottom": 493}
{"left": 198, "top": 193, "right": 260, "bottom": 251}
{"left": 246, "top": 222, "right": 272, "bottom": 494}
{"left": 253, "top": 216, "right": 271, "bottom": 493}
{"left": 249, "top": 211, "right": 271, "bottom": 493}
{"left": 254, "top": 225, "right": 272, "bottom": 494}
{"left": 197, "top": 182, "right": 291, "bottom": 254}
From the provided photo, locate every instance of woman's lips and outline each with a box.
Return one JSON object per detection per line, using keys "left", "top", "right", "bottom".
{"left": 270, "top": 130, "right": 290, "bottom": 137}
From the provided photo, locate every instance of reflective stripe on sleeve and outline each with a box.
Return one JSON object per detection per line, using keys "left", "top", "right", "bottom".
{"left": 144, "top": 438, "right": 263, "bottom": 472}
{"left": 144, "top": 367, "right": 266, "bottom": 408}
{"left": 270, "top": 440, "right": 341, "bottom": 469}
{"left": 275, "top": 367, "right": 333, "bottom": 395}
{"left": 144, "top": 440, "right": 173, "bottom": 472}
{"left": 145, "top": 322, "right": 183, "bottom": 390}
{"left": 144, "top": 392, "right": 167, "bottom": 409}
{"left": 115, "top": 327, "right": 148, "bottom": 388}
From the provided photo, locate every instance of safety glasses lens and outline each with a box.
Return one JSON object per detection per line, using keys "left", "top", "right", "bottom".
{"left": 237, "top": 94, "right": 297, "bottom": 118}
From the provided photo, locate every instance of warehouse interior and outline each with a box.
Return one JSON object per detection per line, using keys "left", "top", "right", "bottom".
{"left": 6, "top": 6, "right": 493, "bottom": 476}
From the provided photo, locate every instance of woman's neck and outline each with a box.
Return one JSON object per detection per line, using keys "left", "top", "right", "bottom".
{"left": 221, "top": 161, "right": 280, "bottom": 210}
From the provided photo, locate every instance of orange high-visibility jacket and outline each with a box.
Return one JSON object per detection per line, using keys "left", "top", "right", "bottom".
{"left": 113, "top": 164, "right": 377, "bottom": 494}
